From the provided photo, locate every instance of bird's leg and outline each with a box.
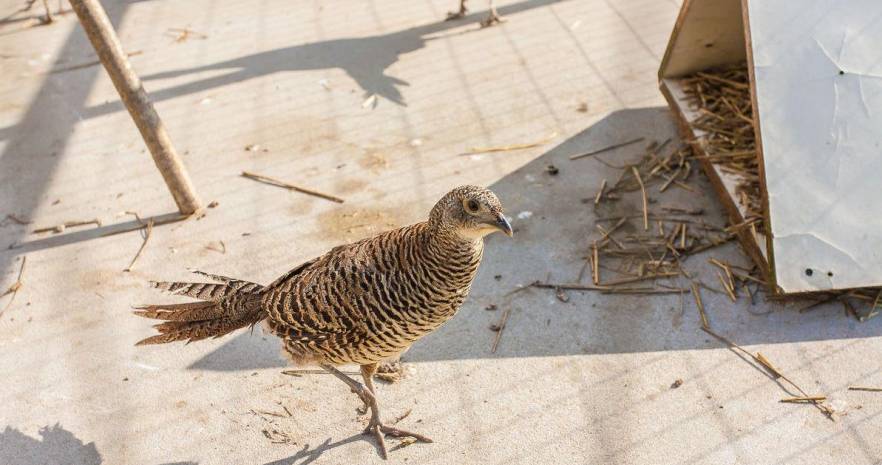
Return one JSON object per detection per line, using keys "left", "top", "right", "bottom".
{"left": 320, "top": 363, "right": 431, "bottom": 460}
{"left": 446, "top": 0, "right": 468, "bottom": 20}
{"left": 321, "top": 363, "right": 375, "bottom": 413}
{"left": 356, "top": 363, "right": 378, "bottom": 415}
{"left": 361, "top": 363, "right": 378, "bottom": 394}
{"left": 480, "top": 0, "right": 505, "bottom": 27}
{"left": 359, "top": 363, "right": 432, "bottom": 459}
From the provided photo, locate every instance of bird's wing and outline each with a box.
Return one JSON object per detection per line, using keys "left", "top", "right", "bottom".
{"left": 265, "top": 255, "right": 322, "bottom": 290}
{"left": 261, "top": 243, "right": 370, "bottom": 340}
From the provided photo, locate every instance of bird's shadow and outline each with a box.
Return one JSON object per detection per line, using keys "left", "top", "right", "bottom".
{"left": 262, "top": 435, "right": 374, "bottom": 465}
{"left": 187, "top": 326, "right": 286, "bottom": 371}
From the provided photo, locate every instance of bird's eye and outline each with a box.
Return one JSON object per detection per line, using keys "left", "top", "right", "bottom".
{"left": 466, "top": 199, "right": 480, "bottom": 212}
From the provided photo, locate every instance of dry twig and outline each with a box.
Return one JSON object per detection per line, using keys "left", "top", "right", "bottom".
{"left": 691, "top": 282, "right": 708, "bottom": 329}
{"left": 0, "top": 256, "right": 26, "bottom": 317}
{"left": 490, "top": 307, "right": 512, "bottom": 353}
{"left": 780, "top": 396, "right": 826, "bottom": 403}
{"left": 124, "top": 214, "right": 153, "bottom": 272}
{"left": 848, "top": 386, "right": 882, "bottom": 392}
{"left": 632, "top": 166, "right": 649, "bottom": 230}
{"left": 167, "top": 27, "right": 207, "bottom": 42}
{"left": 461, "top": 132, "right": 557, "bottom": 155}
{"left": 594, "top": 179, "right": 607, "bottom": 205}
{"left": 33, "top": 218, "right": 102, "bottom": 234}
{"left": 3, "top": 214, "right": 31, "bottom": 225}
{"left": 569, "top": 137, "right": 645, "bottom": 161}
{"left": 701, "top": 326, "right": 834, "bottom": 420}
{"left": 242, "top": 171, "right": 344, "bottom": 203}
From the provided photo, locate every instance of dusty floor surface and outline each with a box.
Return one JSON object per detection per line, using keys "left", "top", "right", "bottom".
{"left": 2, "top": 0, "right": 882, "bottom": 464}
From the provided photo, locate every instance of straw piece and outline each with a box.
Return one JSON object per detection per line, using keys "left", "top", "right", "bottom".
{"left": 691, "top": 282, "right": 708, "bottom": 329}
{"left": 780, "top": 396, "right": 826, "bottom": 403}
{"left": 594, "top": 179, "right": 607, "bottom": 205}
{"left": 124, "top": 218, "right": 154, "bottom": 272}
{"left": 848, "top": 386, "right": 882, "bottom": 392}
{"left": 241, "top": 171, "right": 344, "bottom": 203}
{"left": 490, "top": 307, "right": 512, "bottom": 353}
{"left": 592, "top": 242, "right": 600, "bottom": 285}
{"left": 632, "top": 166, "right": 649, "bottom": 231}
{"left": 569, "top": 137, "right": 645, "bottom": 161}
{"left": 463, "top": 132, "right": 557, "bottom": 155}
{"left": 0, "top": 256, "right": 27, "bottom": 317}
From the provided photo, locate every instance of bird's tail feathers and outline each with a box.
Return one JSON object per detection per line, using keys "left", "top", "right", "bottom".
{"left": 134, "top": 270, "right": 265, "bottom": 346}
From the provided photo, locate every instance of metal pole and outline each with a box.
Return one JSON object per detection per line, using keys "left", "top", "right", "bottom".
{"left": 68, "top": 0, "right": 202, "bottom": 215}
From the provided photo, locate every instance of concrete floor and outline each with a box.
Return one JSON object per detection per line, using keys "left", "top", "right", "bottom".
{"left": 2, "top": 0, "right": 882, "bottom": 464}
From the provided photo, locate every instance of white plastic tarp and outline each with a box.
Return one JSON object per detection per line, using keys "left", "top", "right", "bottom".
{"left": 748, "top": 0, "right": 882, "bottom": 292}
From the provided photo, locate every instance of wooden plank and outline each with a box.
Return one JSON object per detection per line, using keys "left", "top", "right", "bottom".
{"left": 659, "top": 0, "right": 747, "bottom": 79}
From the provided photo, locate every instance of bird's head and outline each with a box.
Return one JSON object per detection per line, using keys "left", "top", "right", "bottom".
{"left": 429, "top": 185, "right": 513, "bottom": 241}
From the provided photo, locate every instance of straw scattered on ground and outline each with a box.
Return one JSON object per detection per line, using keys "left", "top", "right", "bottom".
{"left": 532, "top": 138, "right": 741, "bottom": 298}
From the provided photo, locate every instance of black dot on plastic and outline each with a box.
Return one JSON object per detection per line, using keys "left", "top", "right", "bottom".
{"left": 805, "top": 268, "right": 813, "bottom": 277}
{"left": 839, "top": 70, "right": 845, "bottom": 75}
{"left": 827, "top": 271, "right": 833, "bottom": 277}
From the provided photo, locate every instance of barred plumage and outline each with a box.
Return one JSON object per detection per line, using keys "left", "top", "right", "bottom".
{"left": 134, "top": 185, "right": 512, "bottom": 459}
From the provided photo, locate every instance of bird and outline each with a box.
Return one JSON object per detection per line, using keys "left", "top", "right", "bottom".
{"left": 447, "top": 0, "right": 504, "bottom": 27}
{"left": 134, "top": 185, "right": 513, "bottom": 459}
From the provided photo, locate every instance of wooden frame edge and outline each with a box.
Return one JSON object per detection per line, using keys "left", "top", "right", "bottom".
{"left": 658, "top": 0, "right": 695, "bottom": 80}
{"left": 740, "top": 0, "right": 779, "bottom": 293}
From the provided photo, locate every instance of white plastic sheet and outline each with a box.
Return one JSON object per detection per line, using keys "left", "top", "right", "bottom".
{"left": 748, "top": 0, "right": 882, "bottom": 291}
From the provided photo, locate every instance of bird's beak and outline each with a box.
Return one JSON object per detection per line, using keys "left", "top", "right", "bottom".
{"left": 494, "top": 213, "right": 513, "bottom": 237}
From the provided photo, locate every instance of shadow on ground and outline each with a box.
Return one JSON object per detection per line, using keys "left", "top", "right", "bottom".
{"left": 261, "top": 436, "right": 368, "bottom": 465}
{"left": 0, "top": 424, "right": 101, "bottom": 465}
{"left": 0, "top": 423, "right": 197, "bottom": 465}
{"left": 0, "top": 0, "right": 566, "bottom": 261}
{"left": 187, "top": 107, "right": 882, "bottom": 372}
{"left": 28, "top": 0, "right": 566, "bottom": 125}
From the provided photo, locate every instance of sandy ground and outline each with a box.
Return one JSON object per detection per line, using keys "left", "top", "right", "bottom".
{"left": 2, "top": 0, "right": 882, "bottom": 464}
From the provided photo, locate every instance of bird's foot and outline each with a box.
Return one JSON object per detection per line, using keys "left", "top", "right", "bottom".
{"left": 445, "top": 8, "right": 467, "bottom": 21}
{"left": 480, "top": 11, "right": 505, "bottom": 27}
{"left": 364, "top": 420, "right": 432, "bottom": 459}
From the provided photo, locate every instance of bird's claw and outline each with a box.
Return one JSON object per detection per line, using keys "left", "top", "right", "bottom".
{"left": 480, "top": 13, "right": 505, "bottom": 27}
{"left": 364, "top": 421, "right": 432, "bottom": 460}
{"left": 445, "top": 9, "right": 467, "bottom": 21}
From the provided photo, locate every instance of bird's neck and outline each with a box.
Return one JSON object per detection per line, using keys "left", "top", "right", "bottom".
{"left": 423, "top": 222, "right": 484, "bottom": 258}
{"left": 418, "top": 222, "right": 485, "bottom": 286}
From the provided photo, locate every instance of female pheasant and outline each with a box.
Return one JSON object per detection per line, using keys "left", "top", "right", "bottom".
{"left": 135, "top": 185, "right": 512, "bottom": 459}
